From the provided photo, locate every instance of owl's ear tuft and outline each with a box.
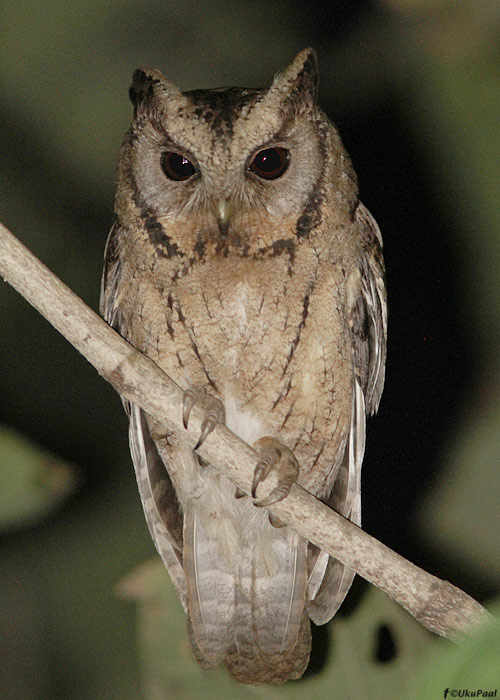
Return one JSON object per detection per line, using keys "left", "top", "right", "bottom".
{"left": 129, "top": 68, "right": 183, "bottom": 116}
{"left": 129, "top": 68, "right": 161, "bottom": 110}
{"left": 271, "top": 48, "right": 319, "bottom": 109}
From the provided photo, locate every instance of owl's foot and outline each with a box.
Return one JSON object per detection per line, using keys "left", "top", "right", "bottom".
{"left": 182, "top": 387, "right": 225, "bottom": 450}
{"left": 251, "top": 436, "right": 299, "bottom": 508}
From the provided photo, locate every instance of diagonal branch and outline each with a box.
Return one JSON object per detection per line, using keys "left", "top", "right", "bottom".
{"left": 0, "top": 221, "right": 491, "bottom": 641}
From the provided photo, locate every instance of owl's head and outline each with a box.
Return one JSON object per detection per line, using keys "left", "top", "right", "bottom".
{"left": 118, "top": 48, "right": 356, "bottom": 259}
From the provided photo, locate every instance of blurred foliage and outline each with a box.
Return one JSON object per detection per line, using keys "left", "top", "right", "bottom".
{"left": 0, "top": 425, "right": 77, "bottom": 532}
{"left": 409, "top": 597, "right": 500, "bottom": 700}
{"left": 0, "top": 0, "right": 498, "bottom": 698}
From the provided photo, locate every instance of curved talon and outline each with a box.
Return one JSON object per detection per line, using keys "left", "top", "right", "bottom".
{"left": 251, "top": 446, "right": 281, "bottom": 498}
{"left": 194, "top": 412, "right": 217, "bottom": 449}
{"left": 251, "top": 437, "right": 298, "bottom": 508}
{"left": 254, "top": 485, "right": 290, "bottom": 508}
{"left": 251, "top": 458, "right": 271, "bottom": 498}
{"left": 182, "top": 389, "right": 197, "bottom": 429}
{"left": 234, "top": 487, "right": 246, "bottom": 499}
{"left": 183, "top": 388, "right": 225, "bottom": 448}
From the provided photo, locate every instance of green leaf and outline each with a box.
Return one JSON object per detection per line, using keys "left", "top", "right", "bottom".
{"left": 0, "top": 425, "right": 77, "bottom": 531}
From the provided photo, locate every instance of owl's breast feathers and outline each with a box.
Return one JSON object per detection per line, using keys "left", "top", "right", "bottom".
{"left": 107, "top": 223, "right": 354, "bottom": 499}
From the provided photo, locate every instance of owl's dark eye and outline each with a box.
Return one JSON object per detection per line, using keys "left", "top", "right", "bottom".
{"left": 248, "top": 147, "right": 290, "bottom": 180}
{"left": 161, "top": 152, "right": 197, "bottom": 181}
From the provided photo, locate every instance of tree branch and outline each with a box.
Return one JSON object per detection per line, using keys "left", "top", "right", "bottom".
{"left": 0, "top": 222, "right": 491, "bottom": 641}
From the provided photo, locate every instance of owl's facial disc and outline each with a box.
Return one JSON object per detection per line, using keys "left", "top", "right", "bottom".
{"left": 156, "top": 141, "right": 292, "bottom": 238}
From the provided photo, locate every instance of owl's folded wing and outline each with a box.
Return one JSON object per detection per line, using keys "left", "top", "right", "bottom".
{"left": 307, "top": 202, "right": 387, "bottom": 623}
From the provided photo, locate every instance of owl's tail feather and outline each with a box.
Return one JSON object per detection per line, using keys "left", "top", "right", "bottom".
{"left": 188, "top": 596, "right": 311, "bottom": 684}
{"left": 183, "top": 509, "right": 236, "bottom": 667}
{"left": 184, "top": 507, "right": 311, "bottom": 684}
{"left": 224, "top": 601, "right": 311, "bottom": 685}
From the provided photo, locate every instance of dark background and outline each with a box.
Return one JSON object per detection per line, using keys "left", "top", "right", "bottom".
{"left": 1, "top": 1, "right": 499, "bottom": 698}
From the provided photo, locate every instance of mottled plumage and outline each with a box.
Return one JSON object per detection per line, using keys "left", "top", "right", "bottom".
{"left": 101, "top": 48, "right": 387, "bottom": 684}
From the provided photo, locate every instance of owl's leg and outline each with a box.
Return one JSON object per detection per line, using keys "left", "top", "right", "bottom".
{"left": 251, "top": 436, "right": 300, "bottom": 508}
{"left": 182, "top": 386, "right": 225, "bottom": 450}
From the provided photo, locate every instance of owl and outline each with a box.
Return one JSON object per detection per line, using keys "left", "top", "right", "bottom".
{"left": 100, "top": 48, "right": 387, "bottom": 685}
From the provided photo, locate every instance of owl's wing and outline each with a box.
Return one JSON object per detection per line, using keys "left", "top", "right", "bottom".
{"left": 346, "top": 202, "right": 387, "bottom": 417}
{"left": 100, "top": 218, "right": 125, "bottom": 331}
{"left": 128, "top": 405, "right": 187, "bottom": 607}
{"left": 308, "top": 202, "right": 387, "bottom": 623}
{"left": 100, "top": 221, "right": 186, "bottom": 608}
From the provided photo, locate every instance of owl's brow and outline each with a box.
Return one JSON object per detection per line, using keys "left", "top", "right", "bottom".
{"left": 183, "top": 87, "right": 264, "bottom": 138}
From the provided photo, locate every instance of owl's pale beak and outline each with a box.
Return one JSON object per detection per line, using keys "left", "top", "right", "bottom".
{"left": 212, "top": 199, "right": 234, "bottom": 237}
